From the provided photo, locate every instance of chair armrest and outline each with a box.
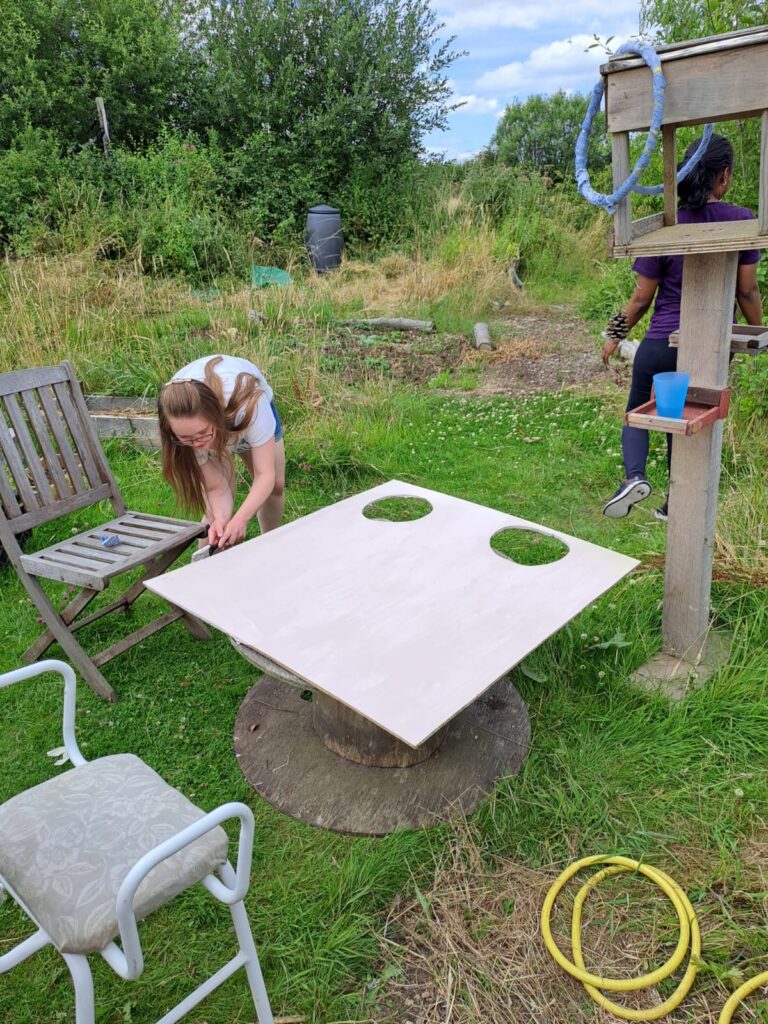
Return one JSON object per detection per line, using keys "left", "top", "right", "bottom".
{"left": 0, "top": 659, "right": 86, "bottom": 767}
{"left": 113, "top": 801, "right": 255, "bottom": 979}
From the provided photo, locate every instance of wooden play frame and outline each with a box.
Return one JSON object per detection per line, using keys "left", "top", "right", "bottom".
{"left": 601, "top": 27, "right": 768, "bottom": 689}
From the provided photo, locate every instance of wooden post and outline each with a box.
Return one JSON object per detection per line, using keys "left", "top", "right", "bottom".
{"left": 662, "top": 126, "right": 677, "bottom": 227}
{"left": 612, "top": 132, "right": 632, "bottom": 245}
{"left": 662, "top": 251, "right": 738, "bottom": 659}
{"left": 759, "top": 110, "right": 768, "bottom": 234}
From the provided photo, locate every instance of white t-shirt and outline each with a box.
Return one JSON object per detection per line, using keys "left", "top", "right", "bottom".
{"left": 172, "top": 355, "right": 275, "bottom": 449}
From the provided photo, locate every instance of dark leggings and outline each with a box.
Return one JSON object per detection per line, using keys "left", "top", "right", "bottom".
{"left": 622, "top": 336, "right": 677, "bottom": 480}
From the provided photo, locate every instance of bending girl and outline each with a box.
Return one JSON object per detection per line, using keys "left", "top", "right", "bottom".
{"left": 158, "top": 354, "right": 285, "bottom": 548}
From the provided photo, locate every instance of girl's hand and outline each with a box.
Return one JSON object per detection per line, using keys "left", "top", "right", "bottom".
{"left": 207, "top": 518, "right": 228, "bottom": 547}
{"left": 217, "top": 515, "right": 247, "bottom": 549}
{"left": 602, "top": 337, "right": 619, "bottom": 366}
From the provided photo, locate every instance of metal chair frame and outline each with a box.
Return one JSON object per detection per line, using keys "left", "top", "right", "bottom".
{"left": 0, "top": 660, "right": 274, "bottom": 1024}
{"left": 0, "top": 362, "right": 210, "bottom": 702}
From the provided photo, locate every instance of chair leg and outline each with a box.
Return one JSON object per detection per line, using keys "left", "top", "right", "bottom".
{"left": 229, "top": 899, "right": 274, "bottom": 1024}
{"left": 21, "top": 576, "right": 117, "bottom": 702}
{"left": 62, "top": 953, "right": 96, "bottom": 1024}
{"left": 23, "top": 588, "right": 98, "bottom": 662}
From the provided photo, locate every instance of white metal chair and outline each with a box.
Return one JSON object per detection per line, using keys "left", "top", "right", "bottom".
{"left": 0, "top": 659, "right": 274, "bottom": 1024}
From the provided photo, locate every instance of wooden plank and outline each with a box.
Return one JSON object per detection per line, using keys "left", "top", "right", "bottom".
{"left": 147, "top": 480, "right": 638, "bottom": 748}
{"left": 21, "top": 553, "right": 106, "bottom": 588}
{"left": 63, "top": 541, "right": 124, "bottom": 564}
{"left": 605, "top": 28, "right": 768, "bottom": 71}
{"left": 2, "top": 394, "right": 52, "bottom": 501}
{"left": 612, "top": 218, "right": 768, "bottom": 258}
{"left": 631, "top": 213, "right": 665, "bottom": 240}
{"left": 0, "top": 451, "right": 22, "bottom": 519}
{"left": 663, "top": 125, "right": 677, "bottom": 227}
{"left": 663, "top": 252, "right": 738, "bottom": 659}
{"left": 23, "top": 588, "right": 97, "bottom": 661}
{"left": 100, "top": 525, "right": 155, "bottom": 544}
{"left": 52, "top": 381, "right": 102, "bottom": 489}
{"left": 0, "top": 365, "right": 68, "bottom": 398}
{"left": 604, "top": 42, "right": 768, "bottom": 132}
{"left": 127, "top": 513, "right": 191, "bottom": 531}
{"left": 611, "top": 133, "right": 632, "bottom": 246}
{"left": 9, "top": 484, "right": 111, "bottom": 533}
{"left": 37, "top": 385, "right": 89, "bottom": 493}
{"left": 20, "top": 390, "right": 73, "bottom": 500}
{"left": 35, "top": 547, "right": 111, "bottom": 572}
{"left": 61, "top": 360, "right": 125, "bottom": 515}
{"left": 0, "top": 414, "right": 38, "bottom": 511}
{"left": 760, "top": 111, "right": 768, "bottom": 234}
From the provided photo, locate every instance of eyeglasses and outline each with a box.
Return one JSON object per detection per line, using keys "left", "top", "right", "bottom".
{"left": 172, "top": 428, "right": 216, "bottom": 446}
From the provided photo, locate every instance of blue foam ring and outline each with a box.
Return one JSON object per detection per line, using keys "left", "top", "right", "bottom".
{"left": 574, "top": 39, "right": 714, "bottom": 213}
{"left": 99, "top": 533, "right": 120, "bottom": 547}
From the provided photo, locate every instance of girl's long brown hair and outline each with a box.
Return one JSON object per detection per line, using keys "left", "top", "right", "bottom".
{"left": 157, "top": 356, "right": 265, "bottom": 514}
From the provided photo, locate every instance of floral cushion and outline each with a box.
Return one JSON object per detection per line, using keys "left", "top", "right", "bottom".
{"left": 0, "top": 753, "right": 228, "bottom": 953}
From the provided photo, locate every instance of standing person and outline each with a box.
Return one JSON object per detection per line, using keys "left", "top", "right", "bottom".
{"left": 602, "top": 133, "right": 763, "bottom": 520}
{"left": 158, "top": 354, "right": 285, "bottom": 549}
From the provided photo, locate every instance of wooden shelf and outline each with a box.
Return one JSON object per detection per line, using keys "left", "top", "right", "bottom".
{"left": 625, "top": 386, "right": 731, "bottom": 435}
{"left": 669, "top": 324, "right": 768, "bottom": 353}
{"left": 612, "top": 219, "right": 768, "bottom": 259}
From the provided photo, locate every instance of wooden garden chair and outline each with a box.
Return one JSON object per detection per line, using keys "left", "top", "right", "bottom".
{"left": 0, "top": 361, "right": 210, "bottom": 702}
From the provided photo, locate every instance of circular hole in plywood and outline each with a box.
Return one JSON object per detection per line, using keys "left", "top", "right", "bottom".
{"left": 363, "top": 496, "right": 432, "bottom": 522}
{"left": 490, "top": 528, "right": 568, "bottom": 566}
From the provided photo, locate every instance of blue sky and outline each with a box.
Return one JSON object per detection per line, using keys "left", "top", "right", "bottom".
{"left": 425, "top": 0, "right": 644, "bottom": 160}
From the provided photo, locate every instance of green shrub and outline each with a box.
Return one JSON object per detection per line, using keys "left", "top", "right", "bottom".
{"left": 0, "top": 127, "right": 60, "bottom": 252}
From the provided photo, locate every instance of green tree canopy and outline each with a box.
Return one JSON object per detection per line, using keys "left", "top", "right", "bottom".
{"left": 0, "top": 0, "right": 192, "bottom": 149}
{"left": 489, "top": 91, "right": 609, "bottom": 182}
{"left": 640, "top": 0, "right": 767, "bottom": 41}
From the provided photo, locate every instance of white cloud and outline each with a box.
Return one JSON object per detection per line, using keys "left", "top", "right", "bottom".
{"left": 453, "top": 94, "right": 500, "bottom": 115}
{"left": 474, "top": 34, "right": 626, "bottom": 97}
{"left": 437, "top": 0, "right": 639, "bottom": 33}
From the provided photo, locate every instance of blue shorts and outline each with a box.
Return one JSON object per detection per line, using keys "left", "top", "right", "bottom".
{"left": 270, "top": 399, "right": 284, "bottom": 442}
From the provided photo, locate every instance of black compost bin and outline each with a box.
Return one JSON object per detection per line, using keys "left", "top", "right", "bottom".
{"left": 305, "top": 205, "right": 344, "bottom": 273}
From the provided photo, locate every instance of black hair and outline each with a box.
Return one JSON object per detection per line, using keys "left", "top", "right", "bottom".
{"left": 677, "top": 133, "right": 734, "bottom": 211}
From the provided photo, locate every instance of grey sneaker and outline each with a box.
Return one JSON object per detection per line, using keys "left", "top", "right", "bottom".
{"left": 654, "top": 500, "right": 668, "bottom": 522}
{"left": 602, "top": 477, "right": 652, "bottom": 518}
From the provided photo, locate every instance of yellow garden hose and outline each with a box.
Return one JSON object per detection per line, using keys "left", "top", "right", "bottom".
{"left": 541, "top": 855, "right": 699, "bottom": 1021}
{"left": 718, "top": 970, "right": 768, "bottom": 1023}
{"left": 542, "top": 855, "right": 768, "bottom": 1022}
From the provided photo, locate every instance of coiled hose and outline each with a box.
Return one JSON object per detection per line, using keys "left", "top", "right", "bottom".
{"left": 541, "top": 854, "right": 768, "bottom": 1022}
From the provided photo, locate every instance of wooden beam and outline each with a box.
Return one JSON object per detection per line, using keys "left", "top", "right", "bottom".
{"left": 662, "top": 252, "right": 738, "bottom": 660}
{"left": 663, "top": 125, "right": 677, "bottom": 227}
{"left": 604, "top": 42, "right": 768, "bottom": 132}
{"left": 759, "top": 110, "right": 768, "bottom": 235}
{"left": 611, "top": 132, "right": 632, "bottom": 246}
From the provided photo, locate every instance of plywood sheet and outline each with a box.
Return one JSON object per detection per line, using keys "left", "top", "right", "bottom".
{"left": 147, "top": 481, "right": 638, "bottom": 747}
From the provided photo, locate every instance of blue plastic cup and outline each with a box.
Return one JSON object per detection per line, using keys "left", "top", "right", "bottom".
{"left": 653, "top": 371, "right": 690, "bottom": 419}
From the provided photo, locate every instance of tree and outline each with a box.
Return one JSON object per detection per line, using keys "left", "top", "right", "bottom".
{"left": 489, "top": 91, "right": 609, "bottom": 182}
{"left": 0, "top": 0, "right": 193, "bottom": 150}
{"left": 640, "top": 0, "right": 767, "bottom": 42}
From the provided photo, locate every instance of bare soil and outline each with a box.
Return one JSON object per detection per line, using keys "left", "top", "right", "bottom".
{"left": 324, "top": 309, "right": 627, "bottom": 397}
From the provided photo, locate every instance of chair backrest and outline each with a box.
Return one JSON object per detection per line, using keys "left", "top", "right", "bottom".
{"left": 0, "top": 361, "right": 125, "bottom": 537}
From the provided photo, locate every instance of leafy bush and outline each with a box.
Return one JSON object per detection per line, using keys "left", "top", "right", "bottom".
{"left": 0, "top": 127, "right": 61, "bottom": 252}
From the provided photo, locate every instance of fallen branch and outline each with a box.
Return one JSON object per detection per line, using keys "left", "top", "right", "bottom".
{"left": 339, "top": 317, "right": 434, "bottom": 332}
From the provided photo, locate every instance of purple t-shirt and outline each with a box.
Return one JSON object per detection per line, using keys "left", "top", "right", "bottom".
{"left": 632, "top": 202, "right": 761, "bottom": 338}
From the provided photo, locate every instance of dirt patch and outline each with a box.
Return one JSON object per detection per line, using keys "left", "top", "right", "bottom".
{"left": 321, "top": 328, "right": 464, "bottom": 386}
{"left": 471, "top": 310, "right": 612, "bottom": 397}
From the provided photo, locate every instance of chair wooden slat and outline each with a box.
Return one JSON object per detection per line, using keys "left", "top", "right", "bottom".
{"left": 125, "top": 514, "right": 188, "bottom": 534}
{"left": 2, "top": 394, "right": 53, "bottom": 502}
{"left": 0, "top": 365, "right": 69, "bottom": 397}
{"left": 53, "top": 382, "right": 101, "bottom": 489}
{"left": 0, "top": 450, "right": 22, "bottom": 519}
{"left": 67, "top": 541, "right": 124, "bottom": 564}
{"left": 21, "top": 389, "right": 73, "bottom": 500}
{"left": 9, "top": 485, "right": 113, "bottom": 533}
{"left": 0, "top": 411, "right": 39, "bottom": 511}
{"left": 99, "top": 526, "right": 154, "bottom": 545}
{"left": 37, "top": 386, "right": 88, "bottom": 494}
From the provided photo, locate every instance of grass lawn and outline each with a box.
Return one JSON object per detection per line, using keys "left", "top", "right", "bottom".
{"left": 1, "top": 258, "right": 768, "bottom": 1023}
